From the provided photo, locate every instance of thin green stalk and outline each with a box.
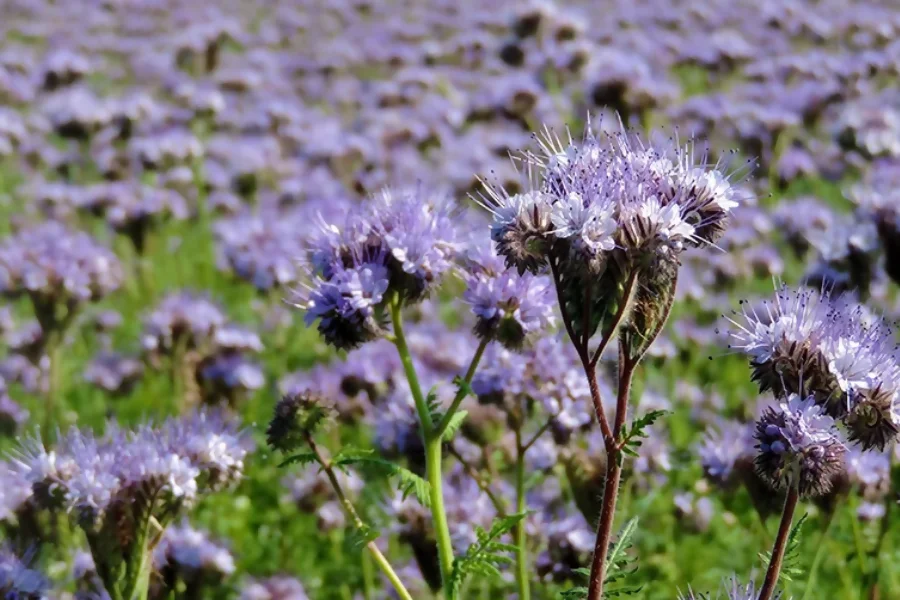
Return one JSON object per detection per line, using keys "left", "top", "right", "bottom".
{"left": 801, "top": 511, "right": 835, "bottom": 600}
{"left": 305, "top": 433, "right": 415, "bottom": 600}
{"left": 514, "top": 430, "right": 530, "bottom": 600}
{"left": 390, "top": 297, "right": 456, "bottom": 598}
{"left": 435, "top": 338, "right": 489, "bottom": 438}
{"left": 361, "top": 545, "right": 375, "bottom": 600}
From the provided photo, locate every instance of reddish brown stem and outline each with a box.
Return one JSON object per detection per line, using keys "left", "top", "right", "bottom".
{"left": 586, "top": 354, "right": 636, "bottom": 600}
{"left": 758, "top": 487, "right": 800, "bottom": 600}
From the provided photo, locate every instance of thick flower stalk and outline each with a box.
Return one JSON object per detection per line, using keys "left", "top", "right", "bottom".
{"left": 479, "top": 121, "right": 745, "bottom": 599}
{"left": 10, "top": 410, "right": 251, "bottom": 600}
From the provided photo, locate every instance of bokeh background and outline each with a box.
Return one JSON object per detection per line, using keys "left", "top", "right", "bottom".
{"left": 0, "top": 0, "right": 899, "bottom": 598}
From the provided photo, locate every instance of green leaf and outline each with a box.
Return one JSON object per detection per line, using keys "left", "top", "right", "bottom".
{"left": 759, "top": 513, "right": 808, "bottom": 583}
{"left": 449, "top": 512, "right": 529, "bottom": 594}
{"left": 441, "top": 410, "right": 468, "bottom": 441}
{"left": 278, "top": 451, "right": 319, "bottom": 468}
{"left": 331, "top": 447, "right": 432, "bottom": 508}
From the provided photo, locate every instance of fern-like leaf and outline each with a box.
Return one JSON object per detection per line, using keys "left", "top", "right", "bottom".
{"left": 440, "top": 410, "right": 468, "bottom": 441}
{"left": 759, "top": 513, "right": 808, "bottom": 583}
{"left": 331, "top": 447, "right": 432, "bottom": 508}
{"left": 449, "top": 512, "right": 528, "bottom": 595}
{"left": 278, "top": 451, "right": 319, "bottom": 468}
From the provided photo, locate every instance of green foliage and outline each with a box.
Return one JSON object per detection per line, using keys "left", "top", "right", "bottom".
{"left": 449, "top": 512, "right": 528, "bottom": 595}
{"left": 440, "top": 410, "right": 469, "bottom": 442}
{"left": 559, "top": 518, "right": 643, "bottom": 598}
{"left": 331, "top": 447, "right": 432, "bottom": 508}
{"left": 760, "top": 513, "right": 809, "bottom": 584}
{"left": 277, "top": 451, "right": 319, "bottom": 469}
{"left": 619, "top": 410, "right": 669, "bottom": 466}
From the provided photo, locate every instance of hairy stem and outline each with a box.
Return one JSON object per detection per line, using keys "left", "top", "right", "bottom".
{"left": 306, "top": 434, "right": 415, "bottom": 600}
{"left": 390, "top": 297, "right": 456, "bottom": 599}
{"left": 514, "top": 429, "right": 531, "bottom": 600}
{"left": 758, "top": 487, "right": 800, "bottom": 600}
{"left": 435, "top": 338, "right": 489, "bottom": 438}
{"left": 587, "top": 355, "right": 635, "bottom": 600}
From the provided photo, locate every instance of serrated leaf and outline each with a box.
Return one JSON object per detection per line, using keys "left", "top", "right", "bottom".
{"left": 278, "top": 451, "right": 319, "bottom": 468}
{"left": 440, "top": 410, "right": 468, "bottom": 441}
{"left": 759, "top": 512, "right": 808, "bottom": 584}
{"left": 605, "top": 517, "right": 639, "bottom": 585}
{"left": 560, "top": 586, "right": 589, "bottom": 599}
{"left": 449, "top": 511, "right": 529, "bottom": 594}
{"left": 331, "top": 447, "right": 432, "bottom": 508}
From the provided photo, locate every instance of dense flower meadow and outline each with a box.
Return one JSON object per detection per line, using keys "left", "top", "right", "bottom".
{"left": 2, "top": 0, "right": 900, "bottom": 598}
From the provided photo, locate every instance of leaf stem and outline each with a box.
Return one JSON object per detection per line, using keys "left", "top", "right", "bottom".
{"left": 305, "top": 434, "right": 415, "bottom": 600}
{"left": 758, "top": 486, "right": 800, "bottom": 600}
{"left": 435, "top": 338, "right": 489, "bottom": 438}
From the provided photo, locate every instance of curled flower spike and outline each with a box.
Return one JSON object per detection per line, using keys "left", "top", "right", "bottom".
{"left": 461, "top": 244, "right": 556, "bottom": 349}
{"left": 754, "top": 395, "right": 845, "bottom": 498}
{"left": 729, "top": 285, "right": 900, "bottom": 449}
{"left": 297, "top": 187, "right": 461, "bottom": 350}
{"left": 267, "top": 391, "right": 334, "bottom": 453}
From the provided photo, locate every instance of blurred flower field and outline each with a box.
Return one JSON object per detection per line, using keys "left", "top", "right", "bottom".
{"left": 1, "top": 0, "right": 900, "bottom": 598}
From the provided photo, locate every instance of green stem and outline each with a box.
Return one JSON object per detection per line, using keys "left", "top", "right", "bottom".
{"left": 435, "top": 338, "right": 489, "bottom": 438}
{"left": 305, "top": 434, "right": 416, "bottom": 600}
{"left": 361, "top": 546, "right": 375, "bottom": 600}
{"left": 45, "top": 329, "right": 62, "bottom": 431}
{"left": 425, "top": 437, "right": 455, "bottom": 598}
{"left": 390, "top": 296, "right": 456, "bottom": 598}
{"left": 801, "top": 511, "right": 835, "bottom": 600}
{"left": 514, "top": 429, "right": 530, "bottom": 600}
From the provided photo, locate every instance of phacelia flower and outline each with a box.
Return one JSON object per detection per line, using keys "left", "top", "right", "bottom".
{"left": 153, "top": 521, "right": 236, "bottom": 580}
{"left": 0, "top": 545, "right": 48, "bottom": 599}
{"left": 729, "top": 286, "right": 900, "bottom": 449}
{"left": 679, "top": 577, "right": 780, "bottom": 600}
{"left": 239, "top": 576, "right": 308, "bottom": 600}
{"left": 297, "top": 187, "right": 460, "bottom": 349}
{"left": 461, "top": 244, "right": 556, "bottom": 349}
{"left": 754, "top": 395, "right": 845, "bottom": 497}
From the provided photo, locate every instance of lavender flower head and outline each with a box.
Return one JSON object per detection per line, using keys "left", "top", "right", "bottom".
{"left": 142, "top": 292, "right": 227, "bottom": 355}
{"left": 461, "top": 243, "right": 556, "bottom": 349}
{"left": 296, "top": 188, "right": 460, "bottom": 350}
{"left": 239, "top": 576, "right": 308, "bottom": 600}
{"left": 479, "top": 122, "right": 747, "bottom": 355}
{"left": 729, "top": 286, "right": 900, "bottom": 449}
{"left": 754, "top": 394, "right": 845, "bottom": 497}
{"left": 698, "top": 420, "right": 754, "bottom": 488}
{"left": 153, "top": 521, "right": 236, "bottom": 578}
{"left": 0, "top": 545, "right": 48, "bottom": 599}
{"left": 0, "top": 222, "right": 122, "bottom": 328}
{"left": 479, "top": 123, "right": 746, "bottom": 278}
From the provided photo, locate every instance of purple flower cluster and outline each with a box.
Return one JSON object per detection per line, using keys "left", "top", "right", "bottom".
{"left": 239, "top": 576, "right": 308, "bottom": 600}
{"left": 298, "top": 188, "right": 460, "bottom": 350}
{"left": 461, "top": 244, "right": 556, "bottom": 349}
{"left": 153, "top": 521, "right": 236, "bottom": 580}
{"left": 11, "top": 410, "right": 251, "bottom": 528}
{"left": 754, "top": 395, "right": 845, "bottom": 497}
{"left": 729, "top": 286, "right": 900, "bottom": 449}
{"left": 0, "top": 221, "right": 122, "bottom": 324}
{"left": 482, "top": 125, "right": 744, "bottom": 279}
{"left": 0, "top": 545, "right": 48, "bottom": 599}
